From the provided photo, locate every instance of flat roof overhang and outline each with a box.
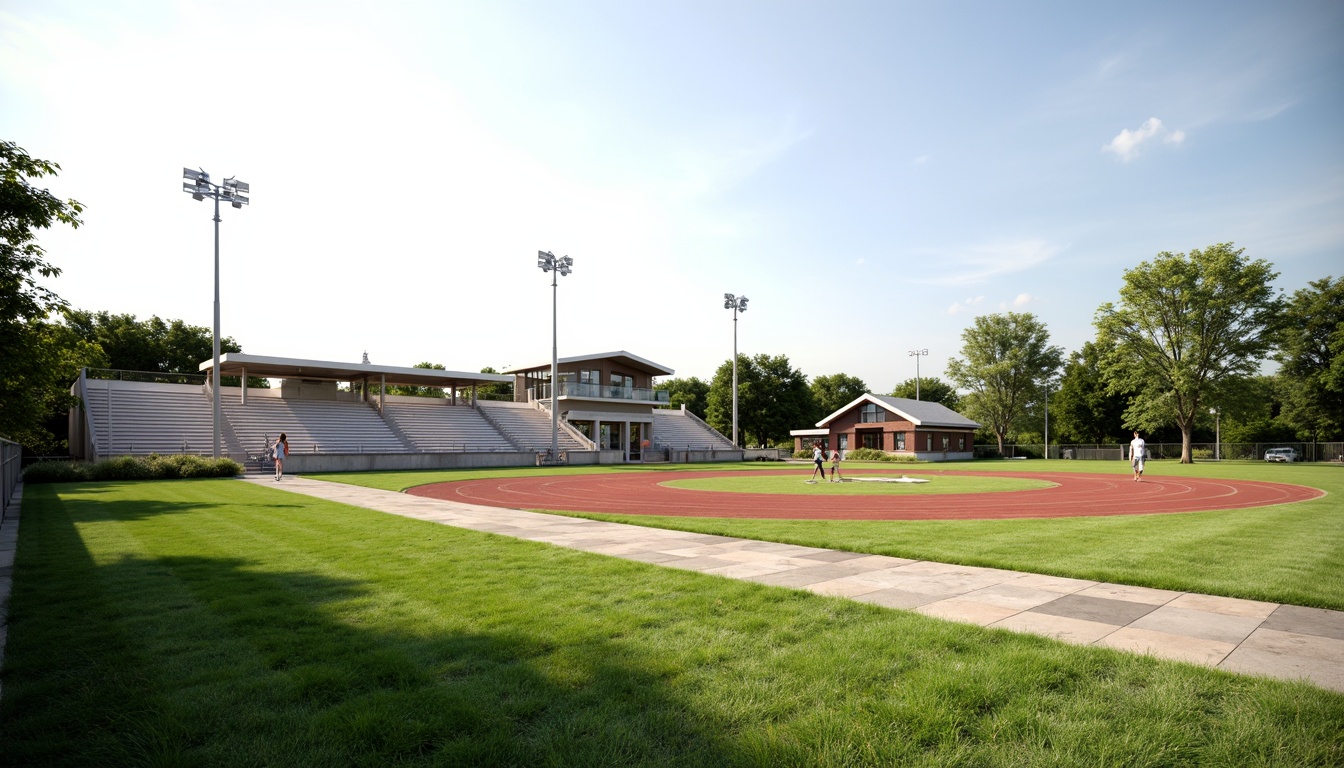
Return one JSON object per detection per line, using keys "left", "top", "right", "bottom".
{"left": 502, "top": 350, "right": 674, "bottom": 377}
{"left": 199, "top": 353, "right": 511, "bottom": 389}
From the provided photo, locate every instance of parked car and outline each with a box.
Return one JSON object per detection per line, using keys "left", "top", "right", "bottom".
{"left": 1264, "top": 447, "right": 1299, "bottom": 463}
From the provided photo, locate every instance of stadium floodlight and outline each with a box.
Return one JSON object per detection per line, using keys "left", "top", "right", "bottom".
{"left": 538, "top": 251, "right": 574, "bottom": 463}
{"left": 1210, "top": 407, "right": 1220, "bottom": 461}
{"left": 724, "top": 293, "right": 749, "bottom": 448}
{"left": 907, "top": 348, "right": 928, "bottom": 400}
{"left": 181, "top": 166, "right": 251, "bottom": 458}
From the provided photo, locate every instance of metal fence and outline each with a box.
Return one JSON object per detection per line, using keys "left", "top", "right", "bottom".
{"left": 2, "top": 436, "right": 21, "bottom": 522}
{"left": 991, "top": 442, "right": 1344, "bottom": 462}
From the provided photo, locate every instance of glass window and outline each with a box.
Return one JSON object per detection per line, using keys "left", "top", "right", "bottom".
{"left": 926, "top": 435, "right": 933, "bottom": 451}
{"left": 896, "top": 433, "right": 906, "bottom": 451}
{"left": 862, "top": 432, "right": 881, "bottom": 449}
{"left": 859, "top": 404, "right": 885, "bottom": 423}
{"left": 941, "top": 436, "right": 949, "bottom": 451}
{"left": 958, "top": 437, "right": 965, "bottom": 451}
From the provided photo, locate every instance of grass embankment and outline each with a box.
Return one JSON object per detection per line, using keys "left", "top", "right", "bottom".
{"left": 320, "top": 460, "right": 1344, "bottom": 610}
{"left": 3, "top": 478, "right": 1341, "bottom": 766}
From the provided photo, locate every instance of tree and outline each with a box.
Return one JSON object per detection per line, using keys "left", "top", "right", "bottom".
{"left": 1095, "top": 243, "right": 1284, "bottom": 463}
{"left": 706, "top": 353, "right": 815, "bottom": 447}
{"left": 888, "top": 376, "right": 961, "bottom": 412}
{"left": 1, "top": 141, "right": 85, "bottom": 446}
{"left": 386, "top": 362, "right": 445, "bottom": 397}
{"left": 0, "top": 319, "right": 104, "bottom": 451}
{"left": 946, "top": 312, "right": 1064, "bottom": 454}
{"left": 62, "top": 309, "right": 245, "bottom": 377}
{"left": 1050, "top": 341, "right": 1131, "bottom": 444}
{"left": 810, "top": 373, "right": 868, "bottom": 420}
{"left": 655, "top": 376, "right": 710, "bottom": 419}
{"left": 1274, "top": 277, "right": 1344, "bottom": 443}
{"left": 476, "top": 366, "right": 514, "bottom": 401}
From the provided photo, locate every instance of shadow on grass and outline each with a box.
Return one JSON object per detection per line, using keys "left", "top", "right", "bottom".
{"left": 1, "top": 497, "right": 751, "bottom": 767}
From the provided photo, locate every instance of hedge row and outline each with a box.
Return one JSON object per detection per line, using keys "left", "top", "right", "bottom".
{"left": 793, "top": 448, "right": 920, "bottom": 462}
{"left": 23, "top": 455, "right": 244, "bottom": 484}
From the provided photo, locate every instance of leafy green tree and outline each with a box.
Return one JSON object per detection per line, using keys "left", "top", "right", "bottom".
{"left": 655, "top": 376, "right": 710, "bottom": 419}
{"left": 1095, "top": 243, "right": 1284, "bottom": 463}
{"left": 1274, "top": 277, "right": 1344, "bottom": 442}
{"left": 1050, "top": 341, "right": 1130, "bottom": 444}
{"left": 0, "top": 320, "right": 104, "bottom": 451}
{"left": 386, "top": 362, "right": 445, "bottom": 397}
{"left": 888, "top": 376, "right": 961, "bottom": 412}
{"left": 1, "top": 141, "right": 86, "bottom": 446}
{"left": 946, "top": 312, "right": 1064, "bottom": 454}
{"left": 476, "top": 366, "right": 514, "bottom": 401}
{"left": 62, "top": 310, "right": 245, "bottom": 376}
{"left": 707, "top": 353, "right": 815, "bottom": 446}
{"left": 810, "top": 373, "right": 868, "bottom": 420}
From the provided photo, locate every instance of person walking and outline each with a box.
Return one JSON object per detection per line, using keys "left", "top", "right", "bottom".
{"left": 1129, "top": 430, "right": 1146, "bottom": 482}
{"left": 273, "top": 432, "right": 289, "bottom": 481}
{"left": 830, "top": 447, "right": 843, "bottom": 482}
{"left": 810, "top": 443, "right": 827, "bottom": 483}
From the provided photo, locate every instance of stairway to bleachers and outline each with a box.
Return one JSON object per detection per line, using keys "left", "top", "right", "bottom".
{"left": 83, "top": 381, "right": 227, "bottom": 456}
{"left": 477, "top": 400, "right": 587, "bottom": 452}
{"left": 381, "top": 399, "right": 518, "bottom": 452}
{"left": 221, "top": 393, "right": 411, "bottom": 456}
{"left": 652, "top": 409, "right": 737, "bottom": 450}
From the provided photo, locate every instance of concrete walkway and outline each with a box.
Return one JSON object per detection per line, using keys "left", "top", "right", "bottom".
{"left": 250, "top": 475, "right": 1342, "bottom": 693}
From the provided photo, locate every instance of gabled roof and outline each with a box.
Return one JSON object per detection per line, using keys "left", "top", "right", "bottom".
{"left": 817, "top": 393, "right": 980, "bottom": 430}
{"left": 501, "top": 350, "right": 674, "bottom": 377}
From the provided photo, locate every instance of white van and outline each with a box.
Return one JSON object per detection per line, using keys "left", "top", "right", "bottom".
{"left": 1264, "top": 447, "right": 1299, "bottom": 463}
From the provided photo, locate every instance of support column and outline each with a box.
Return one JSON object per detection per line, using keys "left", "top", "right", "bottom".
{"left": 241, "top": 366, "right": 248, "bottom": 405}
{"left": 379, "top": 374, "right": 385, "bottom": 412}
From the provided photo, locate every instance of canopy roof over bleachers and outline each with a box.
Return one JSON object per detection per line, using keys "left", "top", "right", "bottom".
{"left": 501, "top": 351, "right": 674, "bottom": 377}
{"left": 199, "top": 353, "right": 511, "bottom": 389}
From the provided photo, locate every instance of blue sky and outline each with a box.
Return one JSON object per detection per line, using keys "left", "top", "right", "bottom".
{"left": 2, "top": 1, "right": 1340, "bottom": 390}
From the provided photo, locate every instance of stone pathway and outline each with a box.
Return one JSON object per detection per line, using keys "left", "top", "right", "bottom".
{"left": 96, "top": 475, "right": 1337, "bottom": 693}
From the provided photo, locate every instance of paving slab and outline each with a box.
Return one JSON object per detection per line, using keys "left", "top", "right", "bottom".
{"left": 239, "top": 476, "right": 1344, "bottom": 693}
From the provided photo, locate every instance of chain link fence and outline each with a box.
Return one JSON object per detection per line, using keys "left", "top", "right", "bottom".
{"left": 987, "top": 442, "right": 1343, "bottom": 462}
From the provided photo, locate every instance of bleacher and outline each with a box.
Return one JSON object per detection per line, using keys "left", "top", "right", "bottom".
{"left": 652, "top": 409, "right": 737, "bottom": 450}
{"left": 381, "top": 399, "right": 517, "bottom": 452}
{"left": 478, "top": 400, "right": 587, "bottom": 451}
{"left": 221, "top": 392, "right": 411, "bottom": 456}
{"left": 83, "top": 381, "right": 225, "bottom": 456}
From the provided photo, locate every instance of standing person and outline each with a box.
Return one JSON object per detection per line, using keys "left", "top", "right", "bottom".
{"left": 810, "top": 443, "right": 827, "bottom": 483}
{"left": 1129, "top": 430, "right": 1146, "bottom": 482}
{"left": 273, "top": 432, "right": 289, "bottom": 481}
{"left": 830, "top": 447, "right": 843, "bottom": 483}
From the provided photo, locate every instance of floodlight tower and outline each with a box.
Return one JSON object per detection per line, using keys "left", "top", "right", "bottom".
{"left": 1210, "top": 407, "right": 1221, "bottom": 461}
{"left": 907, "top": 348, "right": 928, "bottom": 400}
{"left": 182, "top": 168, "right": 249, "bottom": 459}
{"left": 538, "top": 250, "right": 573, "bottom": 462}
{"left": 724, "top": 293, "right": 748, "bottom": 447}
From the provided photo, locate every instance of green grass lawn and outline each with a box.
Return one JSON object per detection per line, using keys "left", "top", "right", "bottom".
{"left": 2, "top": 477, "right": 1341, "bottom": 766}
{"left": 319, "top": 459, "right": 1344, "bottom": 610}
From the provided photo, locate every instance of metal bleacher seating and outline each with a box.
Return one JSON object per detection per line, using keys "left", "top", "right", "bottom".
{"left": 477, "top": 400, "right": 587, "bottom": 452}
{"left": 221, "top": 393, "right": 411, "bottom": 456}
{"left": 651, "top": 409, "right": 737, "bottom": 450}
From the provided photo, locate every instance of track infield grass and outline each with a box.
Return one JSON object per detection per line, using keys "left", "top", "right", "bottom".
{"left": 2, "top": 477, "right": 1340, "bottom": 766}
{"left": 320, "top": 459, "right": 1344, "bottom": 610}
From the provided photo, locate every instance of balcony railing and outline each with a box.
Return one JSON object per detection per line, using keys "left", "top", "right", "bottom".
{"left": 531, "top": 382, "right": 670, "bottom": 403}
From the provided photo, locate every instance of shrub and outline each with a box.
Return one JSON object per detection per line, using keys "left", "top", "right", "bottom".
{"left": 1191, "top": 448, "right": 1213, "bottom": 460}
{"left": 793, "top": 449, "right": 813, "bottom": 459}
{"left": 844, "top": 448, "right": 888, "bottom": 462}
{"left": 23, "top": 455, "right": 244, "bottom": 484}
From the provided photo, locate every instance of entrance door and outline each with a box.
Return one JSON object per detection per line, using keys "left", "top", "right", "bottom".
{"left": 630, "top": 422, "right": 643, "bottom": 461}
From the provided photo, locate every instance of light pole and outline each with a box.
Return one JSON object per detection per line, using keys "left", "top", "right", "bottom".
{"left": 182, "top": 168, "right": 249, "bottom": 459}
{"left": 907, "top": 349, "right": 928, "bottom": 400}
{"left": 1210, "top": 407, "right": 1220, "bottom": 461}
{"left": 1043, "top": 379, "right": 1052, "bottom": 460}
{"left": 723, "top": 293, "right": 748, "bottom": 447}
{"left": 538, "top": 250, "right": 573, "bottom": 462}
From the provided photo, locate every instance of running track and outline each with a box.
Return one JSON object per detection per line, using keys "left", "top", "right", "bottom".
{"left": 406, "top": 470, "right": 1325, "bottom": 521}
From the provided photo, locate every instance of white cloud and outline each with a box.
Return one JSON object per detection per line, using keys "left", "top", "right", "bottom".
{"left": 916, "top": 239, "right": 1063, "bottom": 286}
{"left": 1012, "top": 293, "right": 1035, "bottom": 308}
{"left": 947, "top": 296, "right": 985, "bottom": 315}
{"left": 1103, "top": 117, "right": 1185, "bottom": 161}
{"left": 913, "top": 155, "right": 930, "bottom": 165}
{"left": 855, "top": 257, "right": 866, "bottom": 266}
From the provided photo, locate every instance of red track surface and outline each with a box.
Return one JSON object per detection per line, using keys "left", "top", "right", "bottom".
{"left": 406, "top": 469, "right": 1325, "bottom": 520}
